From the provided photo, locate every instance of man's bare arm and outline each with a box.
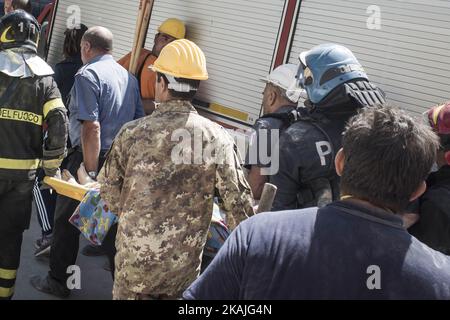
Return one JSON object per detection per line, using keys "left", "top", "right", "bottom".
{"left": 81, "top": 120, "right": 101, "bottom": 174}
{"left": 247, "top": 166, "right": 268, "bottom": 201}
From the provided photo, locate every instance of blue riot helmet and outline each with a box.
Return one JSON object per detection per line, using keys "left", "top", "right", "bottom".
{"left": 299, "top": 44, "right": 368, "bottom": 104}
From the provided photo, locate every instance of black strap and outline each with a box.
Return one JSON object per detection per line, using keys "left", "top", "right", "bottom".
{"left": 261, "top": 108, "right": 310, "bottom": 130}
{"left": 136, "top": 52, "right": 153, "bottom": 82}
{"left": 260, "top": 112, "right": 292, "bottom": 131}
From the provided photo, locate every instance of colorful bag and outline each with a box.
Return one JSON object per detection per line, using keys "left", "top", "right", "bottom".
{"left": 203, "top": 203, "right": 230, "bottom": 258}
{"left": 69, "top": 189, "right": 118, "bottom": 246}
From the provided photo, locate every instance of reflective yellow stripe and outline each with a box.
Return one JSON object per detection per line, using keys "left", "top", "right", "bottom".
{"left": 0, "top": 268, "right": 16, "bottom": 280}
{"left": 0, "top": 286, "right": 14, "bottom": 298}
{"left": 0, "top": 158, "right": 41, "bottom": 170}
{"left": 209, "top": 103, "right": 249, "bottom": 122}
{"left": 43, "top": 158, "right": 62, "bottom": 169}
{"left": 0, "top": 26, "right": 14, "bottom": 43}
{"left": 0, "top": 108, "right": 42, "bottom": 126}
{"left": 43, "top": 98, "right": 64, "bottom": 118}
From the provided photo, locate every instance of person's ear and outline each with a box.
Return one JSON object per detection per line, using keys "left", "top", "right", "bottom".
{"left": 84, "top": 41, "right": 91, "bottom": 52}
{"left": 269, "top": 89, "right": 277, "bottom": 107}
{"left": 155, "top": 74, "right": 169, "bottom": 99}
{"left": 335, "top": 148, "right": 345, "bottom": 177}
{"left": 156, "top": 75, "right": 164, "bottom": 91}
{"left": 160, "top": 76, "right": 168, "bottom": 91}
{"left": 410, "top": 181, "right": 427, "bottom": 202}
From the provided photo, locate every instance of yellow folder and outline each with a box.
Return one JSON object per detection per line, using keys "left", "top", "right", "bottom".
{"left": 43, "top": 177, "right": 90, "bottom": 201}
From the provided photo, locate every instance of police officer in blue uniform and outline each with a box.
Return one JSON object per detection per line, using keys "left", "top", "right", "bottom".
{"left": 0, "top": 10, "right": 68, "bottom": 300}
{"left": 271, "top": 44, "right": 386, "bottom": 211}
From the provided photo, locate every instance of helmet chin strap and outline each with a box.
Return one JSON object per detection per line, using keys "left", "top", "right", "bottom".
{"left": 165, "top": 74, "right": 197, "bottom": 93}
{"left": 285, "top": 64, "right": 306, "bottom": 104}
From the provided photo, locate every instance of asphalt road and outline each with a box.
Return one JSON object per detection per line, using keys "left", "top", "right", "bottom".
{"left": 14, "top": 201, "right": 114, "bottom": 300}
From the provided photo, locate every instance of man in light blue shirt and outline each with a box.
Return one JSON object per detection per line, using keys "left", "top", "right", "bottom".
{"left": 31, "top": 26, "right": 144, "bottom": 298}
{"left": 69, "top": 53, "right": 144, "bottom": 155}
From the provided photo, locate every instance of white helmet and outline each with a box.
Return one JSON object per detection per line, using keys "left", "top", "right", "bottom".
{"left": 262, "top": 64, "right": 304, "bottom": 103}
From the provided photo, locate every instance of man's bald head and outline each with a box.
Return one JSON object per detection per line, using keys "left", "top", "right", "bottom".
{"left": 80, "top": 26, "right": 114, "bottom": 64}
{"left": 82, "top": 26, "right": 113, "bottom": 53}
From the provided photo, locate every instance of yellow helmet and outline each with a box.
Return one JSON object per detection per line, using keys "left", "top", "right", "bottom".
{"left": 151, "top": 39, "right": 208, "bottom": 80}
{"left": 158, "top": 18, "right": 186, "bottom": 39}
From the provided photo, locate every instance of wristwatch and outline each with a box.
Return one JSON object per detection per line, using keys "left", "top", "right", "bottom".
{"left": 88, "top": 171, "right": 97, "bottom": 180}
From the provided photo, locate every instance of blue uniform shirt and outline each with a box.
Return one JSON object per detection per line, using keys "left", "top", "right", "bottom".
{"left": 184, "top": 201, "right": 450, "bottom": 300}
{"left": 68, "top": 54, "right": 144, "bottom": 151}
{"left": 270, "top": 112, "right": 349, "bottom": 211}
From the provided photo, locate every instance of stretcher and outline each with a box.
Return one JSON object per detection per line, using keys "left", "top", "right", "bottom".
{"left": 43, "top": 176, "right": 90, "bottom": 201}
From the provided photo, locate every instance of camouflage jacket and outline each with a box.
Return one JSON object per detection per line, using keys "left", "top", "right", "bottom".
{"left": 98, "top": 100, "right": 255, "bottom": 297}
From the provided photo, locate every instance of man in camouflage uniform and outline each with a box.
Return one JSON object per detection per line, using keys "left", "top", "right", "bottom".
{"left": 98, "top": 39, "right": 255, "bottom": 300}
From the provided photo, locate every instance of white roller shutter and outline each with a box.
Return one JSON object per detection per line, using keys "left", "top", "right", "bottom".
{"left": 146, "top": 0, "right": 286, "bottom": 125}
{"left": 288, "top": 0, "right": 450, "bottom": 115}
{"left": 47, "top": 0, "right": 140, "bottom": 67}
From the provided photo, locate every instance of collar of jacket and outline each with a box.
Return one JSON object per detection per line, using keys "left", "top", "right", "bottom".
{"left": 275, "top": 105, "right": 297, "bottom": 114}
{"left": 153, "top": 100, "right": 198, "bottom": 115}
{"left": 87, "top": 54, "right": 113, "bottom": 64}
{"left": 0, "top": 48, "right": 54, "bottom": 78}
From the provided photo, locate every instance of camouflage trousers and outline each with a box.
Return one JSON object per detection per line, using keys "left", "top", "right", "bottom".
{"left": 113, "top": 283, "right": 179, "bottom": 300}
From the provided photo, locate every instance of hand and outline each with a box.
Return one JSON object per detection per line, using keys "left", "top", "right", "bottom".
{"left": 78, "top": 163, "right": 96, "bottom": 185}
{"left": 62, "top": 169, "right": 79, "bottom": 185}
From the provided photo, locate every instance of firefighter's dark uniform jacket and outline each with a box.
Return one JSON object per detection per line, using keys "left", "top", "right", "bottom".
{"left": 0, "top": 53, "right": 68, "bottom": 180}
{"left": 0, "top": 48, "right": 68, "bottom": 300}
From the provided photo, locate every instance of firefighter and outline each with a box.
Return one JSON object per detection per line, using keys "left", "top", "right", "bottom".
{"left": 0, "top": 10, "right": 68, "bottom": 300}
{"left": 270, "top": 43, "right": 386, "bottom": 211}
